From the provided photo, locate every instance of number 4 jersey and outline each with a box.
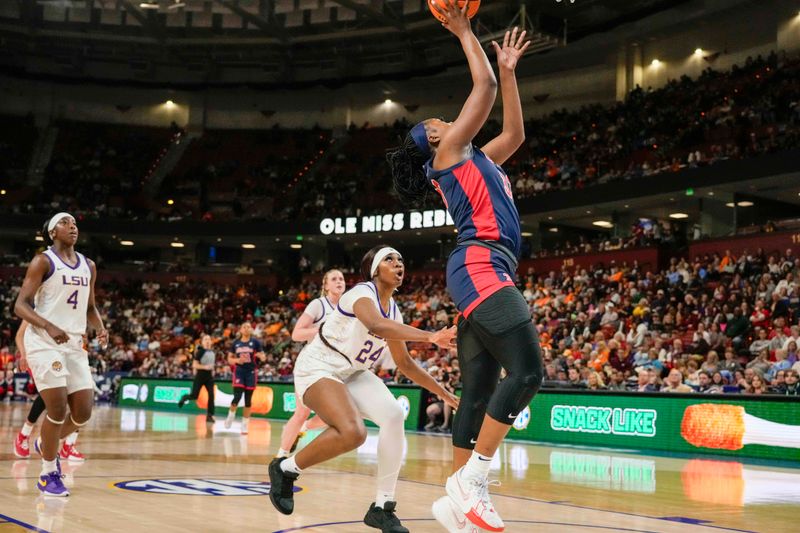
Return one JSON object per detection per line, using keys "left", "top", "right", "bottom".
{"left": 315, "top": 281, "right": 402, "bottom": 370}
{"left": 33, "top": 247, "right": 92, "bottom": 335}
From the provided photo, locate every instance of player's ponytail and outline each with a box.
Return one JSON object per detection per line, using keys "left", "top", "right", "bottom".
{"left": 387, "top": 131, "right": 431, "bottom": 206}
{"left": 41, "top": 219, "right": 52, "bottom": 245}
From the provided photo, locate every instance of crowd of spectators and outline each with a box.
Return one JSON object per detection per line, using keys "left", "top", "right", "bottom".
{"left": 505, "top": 52, "right": 800, "bottom": 199}
{"left": 3, "top": 245, "right": 800, "bottom": 403}
{"left": 3, "top": 53, "right": 799, "bottom": 224}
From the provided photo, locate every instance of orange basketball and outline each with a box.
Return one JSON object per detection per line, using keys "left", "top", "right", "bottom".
{"left": 428, "top": 0, "right": 481, "bottom": 24}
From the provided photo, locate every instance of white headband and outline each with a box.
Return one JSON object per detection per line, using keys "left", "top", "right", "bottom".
{"left": 370, "top": 247, "right": 401, "bottom": 278}
{"left": 48, "top": 212, "right": 74, "bottom": 233}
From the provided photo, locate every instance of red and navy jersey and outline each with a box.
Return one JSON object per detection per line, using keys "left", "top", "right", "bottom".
{"left": 425, "top": 147, "right": 521, "bottom": 258}
{"left": 231, "top": 338, "right": 262, "bottom": 373}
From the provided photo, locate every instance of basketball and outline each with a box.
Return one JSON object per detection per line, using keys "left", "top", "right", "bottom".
{"left": 428, "top": 0, "right": 481, "bottom": 24}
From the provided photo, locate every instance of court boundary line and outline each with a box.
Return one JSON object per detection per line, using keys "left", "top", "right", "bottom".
{"left": 272, "top": 519, "right": 664, "bottom": 533}
{"left": 0, "top": 512, "right": 49, "bottom": 533}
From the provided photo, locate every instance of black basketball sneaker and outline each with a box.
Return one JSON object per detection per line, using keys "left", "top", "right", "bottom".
{"left": 363, "top": 501, "right": 410, "bottom": 533}
{"left": 268, "top": 458, "right": 298, "bottom": 515}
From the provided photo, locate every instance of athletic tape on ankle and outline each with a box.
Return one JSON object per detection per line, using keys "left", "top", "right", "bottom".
{"left": 70, "top": 415, "right": 89, "bottom": 427}
{"left": 46, "top": 414, "right": 65, "bottom": 424}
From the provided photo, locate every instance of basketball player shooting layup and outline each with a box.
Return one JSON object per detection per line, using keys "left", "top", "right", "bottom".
{"left": 14, "top": 213, "right": 107, "bottom": 497}
{"left": 387, "top": 2, "right": 544, "bottom": 531}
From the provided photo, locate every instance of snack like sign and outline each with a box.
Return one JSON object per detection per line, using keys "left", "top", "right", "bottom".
{"left": 550, "top": 405, "right": 657, "bottom": 437}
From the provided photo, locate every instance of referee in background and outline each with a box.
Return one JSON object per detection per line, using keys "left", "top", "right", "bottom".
{"left": 179, "top": 334, "right": 217, "bottom": 423}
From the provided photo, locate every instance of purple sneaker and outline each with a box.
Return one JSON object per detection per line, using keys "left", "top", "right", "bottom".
{"left": 37, "top": 471, "right": 69, "bottom": 497}
{"left": 34, "top": 438, "right": 62, "bottom": 475}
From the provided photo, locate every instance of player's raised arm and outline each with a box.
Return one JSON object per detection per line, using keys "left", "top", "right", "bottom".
{"left": 433, "top": 0, "right": 497, "bottom": 162}
{"left": 481, "top": 27, "right": 530, "bottom": 165}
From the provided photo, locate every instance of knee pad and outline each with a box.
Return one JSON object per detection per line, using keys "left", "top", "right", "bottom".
{"left": 70, "top": 414, "right": 90, "bottom": 427}
{"left": 46, "top": 414, "right": 66, "bottom": 425}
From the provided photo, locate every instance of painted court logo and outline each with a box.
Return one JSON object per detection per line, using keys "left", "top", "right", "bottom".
{"left": 550, "top": 405, "right": 657, "bottom": 437}
{"left": 114, "top": 479, "right": 302, "bottom": 496}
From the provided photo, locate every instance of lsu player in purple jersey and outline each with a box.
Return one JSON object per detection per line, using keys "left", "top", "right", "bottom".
{"left": 14, "top": 213, "right": 108, "bottom": 497}
{"left": 387, "top": 2, "right": 543, "bottom": 531}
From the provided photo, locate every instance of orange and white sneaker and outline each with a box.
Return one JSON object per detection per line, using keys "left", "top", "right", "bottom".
{"left": 13, "top": 433, "right": 30, "bottom": 459}
{"left": 445, "top": 467, "right": 504, "bottom": 532}
{"left": 432, "top": 495, "right": 487, "bottom": 533}
{"left": 58, "top": 444, "right": 86, "bottom": 463}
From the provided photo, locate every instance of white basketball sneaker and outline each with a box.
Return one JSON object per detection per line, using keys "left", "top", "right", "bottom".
{"left": 432, "top": 495, "right": 487, "bottom": 533}
{"left": 445, "top": 467, "right": 504, "bottom": 532}
{"left": 241, "top": 418, "right": 249, "bottom": 435}
{"left": 224, "top": 412, "right": 235, "bottom": 429}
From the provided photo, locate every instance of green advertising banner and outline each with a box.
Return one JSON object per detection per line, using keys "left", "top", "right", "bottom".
{"left": 119, "top": 378, "right": 421, "bottom": 431}
{"left": 120, "top": 379, "right": 799, "bottom": 460}
{"left": 507, "top": 392, "right": 800, "bottom": 461}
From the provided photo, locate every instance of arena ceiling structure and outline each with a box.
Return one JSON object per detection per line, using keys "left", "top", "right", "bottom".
{"left": 0, "top": 0, "right": 689, "bottom": 87}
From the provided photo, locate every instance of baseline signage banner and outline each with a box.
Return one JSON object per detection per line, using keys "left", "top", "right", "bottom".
{"left": 509, "top": 393, "right": 800, "bottom": 461}
{"left": 119, "top": 379, "right": 799, "bottom": 459}
{"left": 119, "top": 378, "right": 421, "bottom": 431}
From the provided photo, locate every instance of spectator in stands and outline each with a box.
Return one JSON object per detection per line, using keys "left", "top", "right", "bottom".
{"left": 725, "top": 307, "right": 750, "bottom": 351}
{"left": 778, "top": 369, "right": 800, "bottom": 395}
{"left": 661, "top": 369, "right": 693, "bottom": 393}
{"left": 586, "top": 372, "right": 606, "bottom": 391}
{"left": 635, "top": 368, "right": 658, "bottom": 392}
{"left": 746, "top": 373, "right": 769, "bottom": 395}
{"left": 697, "top": 371, "right": 722, "bottom": 394}
{"left": 747, "top": 348, "right": 772, "bottom": 375}
{"left": 719, "top": 347, "right": 742, "bottom": 374}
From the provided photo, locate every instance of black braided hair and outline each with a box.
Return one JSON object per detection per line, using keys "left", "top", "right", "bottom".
{"left": 386, "top": 131, "right": 431, "bottom": 206}
{"left": 41, "top": 219, "right": 53, "bottom": 245}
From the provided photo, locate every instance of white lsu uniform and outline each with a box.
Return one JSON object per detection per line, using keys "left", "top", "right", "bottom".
{"left": 23, "top": 248, "right": 95, "bottom": 393}
{"left": 293, "top": 282, "right": 403, "bottom": 402}
{"left": 302, "top": 295, "right": 336, "bottom": 327}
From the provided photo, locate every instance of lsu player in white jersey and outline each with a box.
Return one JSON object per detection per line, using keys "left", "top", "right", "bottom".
{"left": 276, "top": 268, "right": 346, "bottom": 458}
{"left": 268, "top": 245, "right": 459, "bottom": 533}
{"left": 14, "top": 213, "right": 107, "bottom": 497}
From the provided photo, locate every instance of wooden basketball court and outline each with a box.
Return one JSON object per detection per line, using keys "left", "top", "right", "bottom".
{"left": 0, "top": 403, "right": 795, "bottom": 532}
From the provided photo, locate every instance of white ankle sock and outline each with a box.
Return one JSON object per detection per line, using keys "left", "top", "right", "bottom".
{"left": 375, "top": 492, "right": 394, "bottom": 508}
{"left": 277, "top": 448, "right": 290, "bottom": 458}
{"left": 21, "top": 422, "right": 34, "bottom": 437}
{"left": 65, "top": 432, "right": 78, "bottom": 446}
{"left": 462, "top": 450, "right": 492, "bottom": 480}
{"left": 280, "top": 456, "right": 302, "bottom": 475}
{"left": 41, "top": 459, "right": 58, "bottom": 477}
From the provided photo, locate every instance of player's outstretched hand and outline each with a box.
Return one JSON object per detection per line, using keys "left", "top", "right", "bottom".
{"left": 429, "top": 325, "right": 457, "bottom": 349}
{"left": 433, "top": 0, "right": 473, "bottom": 39}
{"left": 441, "top": 390, "right": 460, "bottom": 410}
{"left": 45, "top": 322, "right": 69, "bottom": 345}
{"left": 491, "top": 27, "right": 531, "bottom": 72}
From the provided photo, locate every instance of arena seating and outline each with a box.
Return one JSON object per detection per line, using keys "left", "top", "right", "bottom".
{"left": 2, "top": 238, "right": 798, "bottom": 396}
